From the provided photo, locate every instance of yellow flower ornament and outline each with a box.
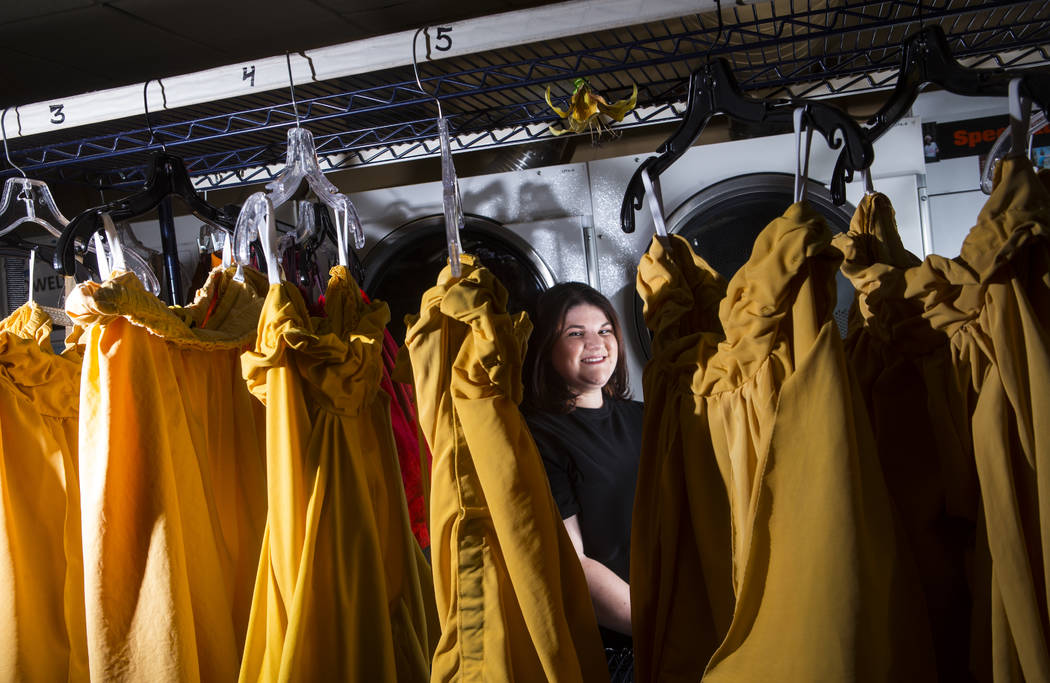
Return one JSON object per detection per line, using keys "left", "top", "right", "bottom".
{"left": 545, "top": 78, "right": 638, "bottom": 137}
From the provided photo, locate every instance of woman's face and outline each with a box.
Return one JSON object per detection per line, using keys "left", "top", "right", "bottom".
{"left": 551, "top": 303, "right": 618, "bottom": 402}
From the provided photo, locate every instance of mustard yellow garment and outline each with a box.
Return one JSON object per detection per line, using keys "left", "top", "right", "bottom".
{"left": 401, "top": 256, "right": 608, "bottom": 682}
{"left": 631, "top": 235, "right": 734, "bottom": 683}
{"left": 0, "top": 303, "right": 86, "bottom": 682}
{"left": 833, "top": 192, "right": 980, "bottom": 679}
{"left": 667, "top": 202, "right": 934, "bottom": 681}
{"left": 888, "top": 158, "right": 1050, "bottom": 682}
{"left": 67, "top": 267, "right": 268, "bottom": 683}
{"left": 238, "top": 266, "right": 436, "bottom": 683}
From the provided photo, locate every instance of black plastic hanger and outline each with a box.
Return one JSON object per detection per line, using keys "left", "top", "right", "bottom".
{"left": 53, "top": 152, "right": 236, "bottom": 281}
{"left": 620, "top": 57, "right": 874, "bottom": 233}
{"left": 829, "top": 25, "right": 1050, "bottom": 204}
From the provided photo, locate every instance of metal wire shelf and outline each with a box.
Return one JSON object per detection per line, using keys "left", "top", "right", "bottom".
{"left": 3, "top": 0, "right": 1048, "bottom": 190}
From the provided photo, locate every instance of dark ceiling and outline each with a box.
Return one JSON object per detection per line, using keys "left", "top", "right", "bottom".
{"left": 0, "top": 0, "right": 564, "bottom": 106}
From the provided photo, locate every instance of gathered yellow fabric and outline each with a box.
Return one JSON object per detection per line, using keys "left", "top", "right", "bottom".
{"left": 833, "top": 193, "right": 980, "bottom": 680}
{"left": 0, "top": 303, "right": 86, "bottom": 682}
{"left": 67, "top": 267, "right": 268, "bottom": 683}
{"left": 402, "top": 256, "right": 608, "bottom": 682}
{"left": 673, "top": 202, "right": 935, "bottom": 681}
{"left": 238, "top": 266, "right": 436, "bottom": 683}
{"left": 887, "top": 158, "right": 1050, "bottom": 682}
{"left": 631, "top": 235, "right": 734, "bottom": 683}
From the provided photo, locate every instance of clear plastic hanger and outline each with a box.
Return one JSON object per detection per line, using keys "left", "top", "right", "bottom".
{"left": 413, "top": 27, "right": 465, "bottom": 277}
{"left": 28, "top": 246, "right": 37, "bottom": 303}
{"left": 979, "top": 81, "right": 1042, "bottom": 194}
{"left": 793, "top": 106, "right": 815, "bottom": 204}
{"left": 0, "top": 108, "right": 70, "bottom": 238}
{"left": 638, "top": 166, "right": 669, "bottom": 245}
{"left": 88, "top": 213, "right": 162, "bottom": 294}
{"left": 100, "top": 213, "right": 128, "bottom": 273}
{"left": 858, "top": 167, "right": 876, "bottom": 196}
{"left": 263, "top": 54, "right": 364, "bottom": 255}
{"left": 1008, "top": 78, "right": 1033, "bottom": 159}
{"left": 233, "top": 191, "right": 282, "bottom": 285}
{"left": 221, "top": 233, "right": 233, "bottom": 269}
{"left": 92, "top": 233, "right": 112, "bottom": 281}
{"left": 26, "top": 246, "right": 75, "bottom": 328}
{"left": 1, "top": 111, "right": 160, "bottom": 293}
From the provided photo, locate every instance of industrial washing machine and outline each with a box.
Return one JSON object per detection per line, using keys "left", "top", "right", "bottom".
{"left": 586, "top": 117, "right": 927, "bottom": 389}
{"left": 349, "top": 163, "right": 598, "bottom": 345}
{"left": 349, "top": 118, "right": 926, "bottom": 397}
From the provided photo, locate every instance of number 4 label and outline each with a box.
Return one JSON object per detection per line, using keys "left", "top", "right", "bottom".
{"left": 242, "top": 65, "right": 256, "bottom": 87}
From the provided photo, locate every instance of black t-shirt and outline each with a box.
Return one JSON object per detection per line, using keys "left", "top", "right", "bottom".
{"left": 525, "top": 397, "right": 644, "bottom": 583}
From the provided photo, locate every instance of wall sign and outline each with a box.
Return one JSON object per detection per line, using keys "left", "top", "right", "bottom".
{"left": 925, "top": 115, "right": 1050, "bottom": 162}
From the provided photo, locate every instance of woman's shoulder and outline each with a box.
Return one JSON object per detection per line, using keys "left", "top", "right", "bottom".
{"left": 610, "top": 396, "right": 644, "bottom": 417}
{"left": 522, "top": 405, "right": 570, "bottom": 433}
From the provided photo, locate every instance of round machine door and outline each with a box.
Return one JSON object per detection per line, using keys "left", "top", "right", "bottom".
{"left": 634, "top": 172, "right": 856, "bottom": 358}
{"left": 363, "top": 213, "right": 556, "bottom": 345}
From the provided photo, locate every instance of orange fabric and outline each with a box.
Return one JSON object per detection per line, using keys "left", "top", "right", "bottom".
{"left": 238, "top": 267, "right": 436, "bottom": 682}
{"left": 632, "top": 235, "right": 734, "bottom": 682}
{"left": 402, "top": 257, "right": 608, "bottom": 682}
{"left": 697, "top": 202, "right": 934, "bottom": 681}
{"left": 889, "top": 158, "right": 1050, "bottom": 681}
{"left": 67, "top": 267, "right": 268, "bottom": 682}
{"left": 0, "top": 303, "right": 86, "bottom": 682}
{"left": 833, "top": 192, "right": 980, "bottom": 680}
{"left": 631, "top": 204, "right": 932, "bottom": 681}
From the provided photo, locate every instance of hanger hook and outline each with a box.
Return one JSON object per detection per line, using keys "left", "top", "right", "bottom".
{"left": 142, "top": 80, "right": 167, "bottom": 152}
{"left": 1, "top": 107, "right": 28, "bottom": 178}
{"left": 412, "top": 27, "right": 444, "bottom": 118}
{"left": 28, "top": 246, "right": 38, "bottom": 304}
{"left": 709, "top": 0, "right": 724, "bottom": 64}
{"left": 285, "top": 52, "right": 302, "bottom": 129}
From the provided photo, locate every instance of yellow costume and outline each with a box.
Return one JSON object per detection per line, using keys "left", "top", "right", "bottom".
{"left": 67, "top": 268, "right": 268, "bottom": 682}
{"left": 402, "top": 257, "right": 608, "bottom": 682}
{"left": 649, "top": 203, "right": 933, "bottom": 681}
{"left": 0, "top": 303, "right": 86, "bottom": 682}
{"left": 833, "top": 192, "right": 980, "bottom": 679}
{"left": 238, "top": 266, "right": 435, "bottom": 683}
{"left": 892, "top": 158, "right": 1050, "bottom": 681}
{"left": 632, "top": 235, "right": 734, "bottom": 682}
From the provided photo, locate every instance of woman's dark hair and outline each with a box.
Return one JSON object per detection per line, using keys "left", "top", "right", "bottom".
{"left": 523, "top": 282, "right": 630, "bottom": 413}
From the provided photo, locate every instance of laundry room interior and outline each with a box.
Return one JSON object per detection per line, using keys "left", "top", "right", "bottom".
{"left": 2, "top": 1, "right": 1049, "bottom": 682}
{"left": 4, "top": 0, "right": 1045, "bottom": 374}
{"left": 4, "top": 0, "right": 1047, "bottom": 378}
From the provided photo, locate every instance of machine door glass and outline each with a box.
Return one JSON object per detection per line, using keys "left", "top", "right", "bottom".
{"left": 633, "top": 173, "right": 857, "bottom": 357}
{"left": 363, "top": 214, "right": 554, "bottom": 345}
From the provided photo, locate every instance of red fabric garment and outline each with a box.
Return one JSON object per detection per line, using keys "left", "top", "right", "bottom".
{"left": 363, "top": 290, "right": 432, "bottom": 548}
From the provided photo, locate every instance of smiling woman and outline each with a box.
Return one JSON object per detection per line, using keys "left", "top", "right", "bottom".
{"left": 522, "top": 281, "right": 643, "bottom": 681}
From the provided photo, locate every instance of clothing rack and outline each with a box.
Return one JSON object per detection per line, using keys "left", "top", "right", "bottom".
{"left": 1, "top": 0, "right": 1048, "bottom": 192}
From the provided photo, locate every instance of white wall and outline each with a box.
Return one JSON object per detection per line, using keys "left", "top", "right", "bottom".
{"left": 913, "top": 90, "right": 1009, "bottom": 257}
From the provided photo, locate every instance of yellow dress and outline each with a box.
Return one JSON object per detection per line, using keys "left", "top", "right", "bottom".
{"left": 631, "top": 235, "right": 734, "bottom": 683}
{"left": 67, "top": 267, "right": 268, "bottom": 683}
{"left": 833, "top": 193, "right": 980, "bottom": 680}
{"left": 238, "top": 266, "right": 435, "bottom": 683}
{"left": 894, "top": 157, "right": 1050, "bottom": 682}
{"left": 401, "top": 256, "right": 608, "bottom": 682}
{"left": 0, "top": 303, "right": 86, "bottom": 682}
{"left": 686, "top": 202, "right": 934, "bottom": 681}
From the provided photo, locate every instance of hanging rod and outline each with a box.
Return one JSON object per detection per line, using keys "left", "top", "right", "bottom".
{"left": 3, "top": 0, "right": 714, "bottom": 140}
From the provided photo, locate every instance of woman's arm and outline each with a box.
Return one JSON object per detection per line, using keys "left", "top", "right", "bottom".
{"left": 562, "top": 514, "right": 632, "bottom": 636}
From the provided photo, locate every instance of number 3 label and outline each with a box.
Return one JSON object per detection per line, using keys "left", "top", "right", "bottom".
{"left": 49, "top": 104, "right": 65, "bottom": 125}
